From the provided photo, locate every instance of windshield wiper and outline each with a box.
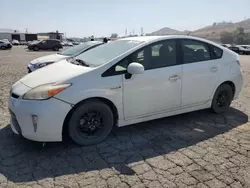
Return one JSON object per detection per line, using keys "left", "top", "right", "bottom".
{"left": 75, "top": 59, "right": 89, "bottom": 67}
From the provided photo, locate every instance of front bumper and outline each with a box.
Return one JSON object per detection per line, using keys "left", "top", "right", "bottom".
{"left": 8, "top": 96, "right": 72, "bottom": 142}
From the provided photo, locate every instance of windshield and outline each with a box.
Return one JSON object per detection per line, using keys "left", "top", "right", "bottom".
{"left": 75, "top": 39, "right": 144, "bottom": 67}
{"left": 60, "top": 41, "right": 102, "bottom": 56}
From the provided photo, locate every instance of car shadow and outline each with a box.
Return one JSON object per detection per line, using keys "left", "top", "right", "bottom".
{"left": 0, "top": 107, "right": 248, "bottom": 183}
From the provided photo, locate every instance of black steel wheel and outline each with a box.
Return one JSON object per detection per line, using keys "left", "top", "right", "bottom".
{"left": 68, "top": 100, "right": 114, "bottom": 145}
{"left": 211, "top": 84, "right": 233, "bottom": 114}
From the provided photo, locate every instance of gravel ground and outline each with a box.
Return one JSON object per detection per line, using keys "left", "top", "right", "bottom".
{"left": 0, "top": 46, "right": 250, "bottom": 188}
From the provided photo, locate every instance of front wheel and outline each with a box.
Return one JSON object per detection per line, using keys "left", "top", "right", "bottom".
{"left": 211, "top": 84, "right": 233, "bottom": 114}
{"left": 33, "top": 46, "right": 39, "bottom": 51}
{"left": 68, "top": 100, "right": 114, "bottom": 146}
{"left": 53, "top": 46, "right": 59, "bottom": 51}
{"left": 1, "top": 46, "right": 6, "bottom": 50}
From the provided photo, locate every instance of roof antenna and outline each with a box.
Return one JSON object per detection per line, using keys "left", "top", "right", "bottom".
{"left": 187, "top": 31, "right": 191, "bottom": 36}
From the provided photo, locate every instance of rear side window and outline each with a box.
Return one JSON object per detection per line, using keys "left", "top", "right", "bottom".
{"left": 210, "top": 45, "right": 223, "bottom": 59}
{"left": 48, "top": 40, "right": 58, "bottom": 44}
{"left": 230, "top": 47, "right": 239, "bottom": 51}
{"left": 181, "top": 39, "right": 211, "bottom": 64}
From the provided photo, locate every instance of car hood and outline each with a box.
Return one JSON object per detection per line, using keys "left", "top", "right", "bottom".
{"left": 20, "top": 59, "right": 93, "bottom": 88}
{"left": 28, "top": 41, "right": 39, "bottom": 45}
{"left": 30, "top": 54, "right": 68, "bottom": 65}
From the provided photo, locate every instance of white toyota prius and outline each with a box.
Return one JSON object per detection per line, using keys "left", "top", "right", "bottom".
{"left": 9, "top": 36, "right": 243, "bottom": 145}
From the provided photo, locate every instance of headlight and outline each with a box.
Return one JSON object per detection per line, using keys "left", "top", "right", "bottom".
{"left": 23, "top": 83, "right": 71, "bottom": 100}
{"left": 37, "top": 62, "right": 54, "bottom": 68}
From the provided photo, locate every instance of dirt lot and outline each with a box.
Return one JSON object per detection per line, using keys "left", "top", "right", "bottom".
{"left": 0, "top": 46, "right": 250, "bottom": 188}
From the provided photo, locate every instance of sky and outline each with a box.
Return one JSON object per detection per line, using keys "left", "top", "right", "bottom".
{"left": 1, "top": 0, "right": 250, "bottom": 38}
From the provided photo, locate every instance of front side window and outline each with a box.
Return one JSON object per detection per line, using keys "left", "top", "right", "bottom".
{"left": 113, "top": 40, "right": 177, "bottom": 74}
{"left": 115, "top": 49, "right": 145, "bottom": 72}
{"left": 181, "top": 39, "right": 211, "bottom": 64}
{"left": 41, "top": 40, "right": 47, "bottom": 44}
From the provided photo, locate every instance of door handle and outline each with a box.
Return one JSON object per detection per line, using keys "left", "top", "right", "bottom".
{"left": 169, "top": 75, "right": 180, "bottom": 81}
{"left": 210, "top": 67, "right": 218, "bottom": 72}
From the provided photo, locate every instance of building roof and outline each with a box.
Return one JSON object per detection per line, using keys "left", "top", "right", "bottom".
{"left": 37, "top": 32, "right": 64, "bottom": 35}
{"left": 0, "top": 32, "right": 37, "bottom": 35}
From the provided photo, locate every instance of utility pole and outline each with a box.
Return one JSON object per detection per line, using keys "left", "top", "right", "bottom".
{"left": 141, "top": 27, "right": 143, "bottom": 36}
{"left": 125, "top": 28, "right": 127, "bottom": 37}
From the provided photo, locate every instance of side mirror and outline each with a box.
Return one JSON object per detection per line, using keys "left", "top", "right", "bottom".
{"left": 127, "top": 62, "right": 144, "bottom": 75}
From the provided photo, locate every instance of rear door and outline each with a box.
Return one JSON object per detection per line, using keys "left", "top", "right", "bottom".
{"left": 180, "top": 39, "right": 222, "bottom": 107}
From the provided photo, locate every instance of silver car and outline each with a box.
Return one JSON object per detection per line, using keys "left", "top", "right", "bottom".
{"left": 27, "top": 41, "right": 104, "bottom": 72}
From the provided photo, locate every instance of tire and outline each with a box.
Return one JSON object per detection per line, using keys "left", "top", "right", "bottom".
{"left": 33, "top": 46, "right": 39, "bottom": 51}
{"left": 1, "top": 46, "right": 6, "bottom": 50}
{"left": 211, "top": 84, "right": 233, "bottom": 114}
{"left": 68, "top": 100, "right": 114, "bottom": 146}
{"left": 53, "top": 46, "right": 59, "bottom": 51}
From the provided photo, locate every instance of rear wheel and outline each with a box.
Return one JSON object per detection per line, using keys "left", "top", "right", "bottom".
{"left": 68, "top": 100, "right": 114, "bottom": 145}
{"left": 1, "top": 46, "right": 6, "bottom": 50}
{"left": 211, "top": 84, "right": 233, "bottom": 114}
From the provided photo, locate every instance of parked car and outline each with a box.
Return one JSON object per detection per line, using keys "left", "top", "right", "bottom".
{"left": 27, "top": 40, "right": 39, "bottom": 46}
{"left": 28, "top": 39, "right": 63, "bottom": 51}
{"left": 229, "top": 45, "right": 250, "bottom": 55}
{"left": 221, "top": 44, "right": 231, "bottom": 48}
{"left": 237, "top": 45, "right": 250, "bottom": 50}
{"left": 0, "top": 40, "right": 12, "bottom": 50}
{"left": 20, "top": 41, "right": 28, "bottom": 45}
{"left": 2, "top": 39, "right": 10, "bottom": 43}
{"left": 73, "top": 42, "right": 80, "bottom": 45}
{"left": 27, "top": 41, "right": 104, "bottom": 72}
{"left": 63, "top": 41, "right": 74, "bottom": 47}
{"left": 12, "top": 40, "right": 20, "bottom": 45}
{"left": 9, "top": 36, "right": 243, "bottom": 145}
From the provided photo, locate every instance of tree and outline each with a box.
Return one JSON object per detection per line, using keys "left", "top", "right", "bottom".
{"left": 234, "top": 27, "right": 247, "bottom": 44}
{"left": 220, "top": 31, "right": 234, "bottom": 44}
{"left": 111, "top": 33, "right": 118, "bottom": 38}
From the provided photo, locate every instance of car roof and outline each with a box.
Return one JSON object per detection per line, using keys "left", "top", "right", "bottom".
{"left": 119, "top": 35, "right": 222, "bottom": 48}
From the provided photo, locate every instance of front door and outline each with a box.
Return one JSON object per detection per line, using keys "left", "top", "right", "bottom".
{"left": 180, "top": 39, "right": 221, "bottom": 107}
{"left": 120, "top": 39, "right": 182, "bottom": 120}
{"left": 39, "top": 40, "right": 48, "bottom": 49}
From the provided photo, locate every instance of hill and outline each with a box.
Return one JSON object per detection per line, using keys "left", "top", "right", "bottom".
{"left": 148, "top": 18, "right": 250, "bottom": 42}
{"left": 148, "top": 27, "right": 189, "bottom": 35}
{"left": 192, "top": 19, "right": 250, "bottom": 36}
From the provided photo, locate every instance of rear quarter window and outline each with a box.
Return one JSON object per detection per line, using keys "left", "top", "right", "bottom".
{"left": 210, "top": 45, "right": 223, "bottom": 59}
